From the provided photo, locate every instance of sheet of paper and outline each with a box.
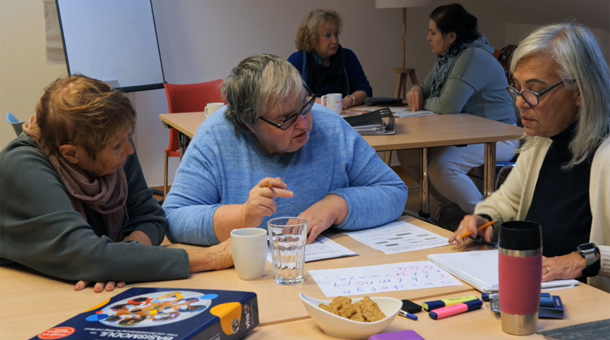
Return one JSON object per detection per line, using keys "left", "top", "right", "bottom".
{"left": 390, "top": 107, "right": 436, "bottom": 117}
{"left": 428, "top": 250, "right": 580, "bottom": 293}
{"left": 309, "top": 261, "right": 463, "bottom": 297}
{"left": 342, "top": 107, "right": 378, "bottom": 115}
{"left": 267, "top": 235, "right": 357, "bottom": 263}
{"left": 344, "top": 221, "right": 450, "bottom": 255}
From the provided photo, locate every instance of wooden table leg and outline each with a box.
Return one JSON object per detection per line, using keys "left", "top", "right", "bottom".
{"left": 418, "top": 147, "right": 430, "bottom": 218}
{"left": 483, "top": 142, "right": 497, "bottom": 197}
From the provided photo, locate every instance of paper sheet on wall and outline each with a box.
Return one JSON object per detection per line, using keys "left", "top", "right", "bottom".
{"left": 344, "top": 221, "right": 450, "bottom": 255}
{"left": 267, "top": 235, "right": 357, "bottom": 263}
{"left": 309, "top": 261, "right": 463, "bottom": 297}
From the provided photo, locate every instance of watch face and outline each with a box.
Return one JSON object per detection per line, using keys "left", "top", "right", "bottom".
{"left": 578, "top": 243, "right": 596, "bottom": 252}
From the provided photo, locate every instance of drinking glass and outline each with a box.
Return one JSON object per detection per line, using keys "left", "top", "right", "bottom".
{"left": 267, "top": 217, "right": 307, "bottom": 285}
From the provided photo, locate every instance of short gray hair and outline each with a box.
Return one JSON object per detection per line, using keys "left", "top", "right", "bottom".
{"left": 222, "top": 54, "right": 304, "bottom": 132}
{"left": 511, "top": 22, "right": 610, "bottom": 168}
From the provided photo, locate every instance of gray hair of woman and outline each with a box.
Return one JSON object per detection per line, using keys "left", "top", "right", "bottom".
{"left": 222, "top": 54, "right": 304, "bottom": 132}
{"left": 510, "top": 22, "right": 610, "bottom": 168}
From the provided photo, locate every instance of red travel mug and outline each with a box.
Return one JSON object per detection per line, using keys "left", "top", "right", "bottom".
{"left": 498, "top": 221, "right": 542, "bottom": 335}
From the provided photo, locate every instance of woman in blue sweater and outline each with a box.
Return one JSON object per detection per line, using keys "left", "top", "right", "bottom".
{"left": 397, "top": 4, "right": 519, "bottom": 227}
{"left": 288, "top": 9, "right": 372, "bottom": 110}
{"left": 163, "top": 54, "right": 407, "bottom": 246}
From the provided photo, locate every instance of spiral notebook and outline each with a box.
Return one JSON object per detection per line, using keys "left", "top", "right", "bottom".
{"left": 427, "top": 250, "right": 580, "bottom": 293}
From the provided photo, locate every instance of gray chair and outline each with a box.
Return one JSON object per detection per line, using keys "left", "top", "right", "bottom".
{"left": 6, "top": 112, "right": 24, "bottom": 137}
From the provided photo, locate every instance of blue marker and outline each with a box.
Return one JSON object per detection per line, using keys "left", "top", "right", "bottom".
{"left": 398, "top": 310, "right": 418, "bottom": 321}
{"left": 482, "top": 292, "right": 551, "bottom": 302}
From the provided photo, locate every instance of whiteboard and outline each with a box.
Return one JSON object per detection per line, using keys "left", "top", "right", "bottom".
{"left": 56, "top": 0, "right": 165, "bottom": 92}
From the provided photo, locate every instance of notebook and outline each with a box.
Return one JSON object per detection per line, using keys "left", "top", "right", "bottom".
{"left": 427, "top": 250, "right": 580, "bottom": 293}
{"left": 539, "top": 318, "right": 610, "bottom": 340}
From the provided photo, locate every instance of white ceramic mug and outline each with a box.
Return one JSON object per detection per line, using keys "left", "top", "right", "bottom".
{"left": 204, "top": 102, "right": 225, "bottom": 117}
{"left": 321, "top": 93, "right": 342, "bottom": 114}
{"left": 230, "top": 228, "right": 267, "bottom": 280}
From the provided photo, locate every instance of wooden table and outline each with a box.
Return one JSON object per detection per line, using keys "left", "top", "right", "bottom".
{"left": 2, "top": 216, "right": 609, "bottom": 339}
{"left": 0, "top": 217, "right": 467, "bottom": 338}
{"left": 159, "top": 111, "right": 523, "bottom": 217}
{"left": 245, "top": 286, "right": 610, "bottom": 340}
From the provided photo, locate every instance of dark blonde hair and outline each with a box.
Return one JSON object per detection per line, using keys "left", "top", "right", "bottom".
{"left": 36, "top": 75, "right": 136, "bottom": 159}
{"left": 295, "top": 9, "right": 342, "bottom": 52}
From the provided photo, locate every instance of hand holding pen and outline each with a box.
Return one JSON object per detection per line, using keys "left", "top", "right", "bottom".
{"left": 240, "top": 177, "right": 293, "bottom": 229}
{"left": 449, "top": 215, "right": 495, "bottom": 245}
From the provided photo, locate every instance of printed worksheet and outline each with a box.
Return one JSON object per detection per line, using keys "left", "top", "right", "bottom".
{"left": 344, "top": 221, "right": 450, "bottom": 255}
{"left": 309, "top": 261, "right": 462, "bottom": 297}
{"left": 390, "top": 107, "right": 436, "bottom": 117}
{"left": 267, "top": 235, "right": 357, "bottom": 263}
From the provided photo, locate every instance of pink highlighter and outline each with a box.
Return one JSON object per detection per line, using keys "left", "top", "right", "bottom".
{"left": 429, "top": 299, "right": 482, "bottom": 320}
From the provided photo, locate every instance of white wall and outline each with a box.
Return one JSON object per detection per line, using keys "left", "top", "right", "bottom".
{"left": 136, "top": 0, "right": 404, "bottom": 186}
{"left": 404, "top": 0, "right": 509, "bottom": 84}
{"left": 1, "top": 0, "right": 608, "bottom": 188}
{"left": 505, "top": 23, "right": 610, "bottom": 65}
{"left": 0, "top": 1, "right": 67, "bottom": 149}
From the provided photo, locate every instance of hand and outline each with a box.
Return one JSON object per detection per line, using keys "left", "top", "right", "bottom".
{"left": 187, "top": 239, "right": 234, "bottom": 273}
{"left": 298, "top": 195, "right": 348, "bottom": 244}
{"left": 74, "top": 280, "right": 125, "bottom": 293}
{"left": 341, "top": 97, "right": 353, "bottom": 110}
{"left": 542, "top": 252, "right": 585, "bottom": 282}
{"left": 449, "top": 215, "right": 494, "bottom": 245}
{"left": 241, "top": 177, "right": 294, "bottom": 229}
{"left": 406, "top": 86, "right": 424, "bottom": 111}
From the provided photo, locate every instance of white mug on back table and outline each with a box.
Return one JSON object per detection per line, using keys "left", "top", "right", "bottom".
{"left": 204, "top": 102, "right": 225, "bottom": 117}
{"left": 321, "top": 93, "right": 342, "bottom": 114}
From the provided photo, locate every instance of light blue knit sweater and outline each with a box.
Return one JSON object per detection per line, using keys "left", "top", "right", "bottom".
{"left": 163, "top": 104, "right": 408, "bottom": 246}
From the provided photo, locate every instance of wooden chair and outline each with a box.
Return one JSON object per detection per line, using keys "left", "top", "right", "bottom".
{"left": 393, "top": 68, "right": 419, "bottom": 100}
{"left": 163, "top": 79, "right": 223, "bottom": 197}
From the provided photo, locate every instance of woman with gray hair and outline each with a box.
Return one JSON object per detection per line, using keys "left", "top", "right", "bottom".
{"left": 164, "top": 54, "right": 407, "bottom": 246}
{"left": 449, "top": 23, "right": 610, "bottom": 293}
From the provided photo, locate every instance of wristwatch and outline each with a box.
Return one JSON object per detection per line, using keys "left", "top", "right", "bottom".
{"left": 577, "top": 242, "right": 600, "bottom": 268}
{"left": 347, "top": 95, "right": 356, "bottom": 106}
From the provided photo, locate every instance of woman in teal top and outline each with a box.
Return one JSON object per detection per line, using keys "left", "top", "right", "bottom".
{"left": 397, "top": 3, "right": 519, "bottom": 227}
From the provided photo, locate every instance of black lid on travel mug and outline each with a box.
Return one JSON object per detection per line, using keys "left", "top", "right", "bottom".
{"left": 499, "top": 221, "right": 542, "bottom": 251}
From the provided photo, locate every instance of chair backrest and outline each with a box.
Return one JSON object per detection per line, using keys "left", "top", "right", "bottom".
{"left": 164, "top": 79, "right": 224, "bottom": 114}
{"left": 163, "top": 80, "right": 224, "bottom": 153}
{"left": 6, "top": 112, "right": 24, "bottom": 137}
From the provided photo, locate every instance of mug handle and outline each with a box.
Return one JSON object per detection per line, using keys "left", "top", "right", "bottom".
{"left": 321, "top": 95, "right": 328, "bottom": 107}
{"left": 204, "top": 106, "right": 209, "bottom": 117}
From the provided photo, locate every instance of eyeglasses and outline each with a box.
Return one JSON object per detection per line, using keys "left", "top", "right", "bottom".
{"left": 506, "top": 80, "right": 564, "bottom": 107}
{"left": 258, "top": 88, "right": 316, "bottom": 130}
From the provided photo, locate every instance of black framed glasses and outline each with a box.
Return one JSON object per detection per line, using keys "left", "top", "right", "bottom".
{"left": 506, "top": 80, "right": 564, "bottom": 107}
{"left": 259, "top": 87, "right": 316, "bottom": 130}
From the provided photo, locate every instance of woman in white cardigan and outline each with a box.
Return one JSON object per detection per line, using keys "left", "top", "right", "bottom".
{"left": 449, "top": 23, "right": 610, "bottom": 293}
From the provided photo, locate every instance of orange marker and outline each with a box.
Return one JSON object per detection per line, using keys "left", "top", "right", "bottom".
{"left": 267, "top": 181, "right": 274, "bottom": 190}
{"left": 459, "top": 220, "right": 495, "bottom": 240}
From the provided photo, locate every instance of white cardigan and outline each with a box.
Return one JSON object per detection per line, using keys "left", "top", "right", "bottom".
{"left": 475, "top": 137, "right": 610, "bottom": 293}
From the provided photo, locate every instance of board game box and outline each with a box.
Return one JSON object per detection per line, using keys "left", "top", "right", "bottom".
{"left": 30, "top": 287, "right": 259, "bottom": 340}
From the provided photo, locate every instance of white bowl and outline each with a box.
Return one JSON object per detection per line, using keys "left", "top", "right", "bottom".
{"left": 299, "top": 293, "right": 402, "bottom": 339}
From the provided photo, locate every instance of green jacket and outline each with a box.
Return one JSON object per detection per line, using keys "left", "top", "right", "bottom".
{"left": 0, "top": 135, "right": 189, "bottom": 282}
